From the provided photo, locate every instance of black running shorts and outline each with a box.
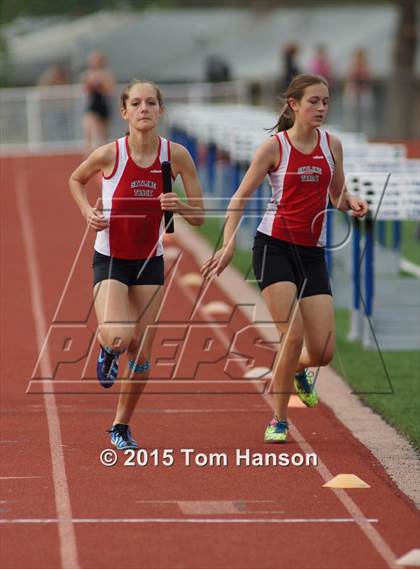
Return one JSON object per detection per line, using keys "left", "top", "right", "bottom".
{"left": 93, "top": 250, "right": 164, "bottom": 287}
{"left": 252, "top": 231, "right": 332, "bottom": 298}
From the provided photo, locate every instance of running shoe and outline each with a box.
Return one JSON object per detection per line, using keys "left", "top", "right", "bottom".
{"left": 107, "top": 424, "right": 138, "bottom": 450}
{"left": 96, "top": 346, "right": 120, "bottom": 388}
{"left": 264, "top": 418, "right": 289, "bottom": 443}
{"left": 294, "top": 368, "right": 318, "bottom": 407}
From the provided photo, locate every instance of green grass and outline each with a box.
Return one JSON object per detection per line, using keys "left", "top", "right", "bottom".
{"left": 197, "top": 215, "right": 255, "bottom": 277}
{"left": 374, "top": 221, "right": 419, "bottom": 268}
{"left": 401, "top": 221, "right": 420, "bottom": 266}
{"left": 332, "top": 310, "right": 420, "bottom": 449}
{"left": 194, "top": 215, "right": 420, "bottom": 450}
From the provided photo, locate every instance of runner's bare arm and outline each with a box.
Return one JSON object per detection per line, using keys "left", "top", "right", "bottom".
{"left": 160, "top": 143, "right": 204, "bottom": 226}
{"left": 328, "top": 135, "right": 368, "bottom": 217}
{"left": 221, "top": 137, "right": 278, "bottom": 253}
{"left": 201, "top": 136, "right": 279, "bottom": 279}
{"left": 69, "top": 143, "right": 116, "bottom": 231}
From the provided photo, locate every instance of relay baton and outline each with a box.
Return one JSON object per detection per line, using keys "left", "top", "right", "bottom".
{"left": 162, "top": 160, "right": 174, "bottom": 233}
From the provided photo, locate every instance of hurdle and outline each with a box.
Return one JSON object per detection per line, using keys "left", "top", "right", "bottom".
{"left": 165, "top": 104, "right": 419, "bottom": 349}
{"left": 347, "top": 172, "right": 420, "bottom": 347}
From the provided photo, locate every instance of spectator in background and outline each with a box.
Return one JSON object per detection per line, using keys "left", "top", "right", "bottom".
{"left": 343, "top": 48, "right": 374, "bottom": 135}
{"left": 37, "top": 64, "right": 69, "bottom": 86}
{"left": 37, "top": 64, "right": 71, "bottom": 141}
{"left": 205, "top": 55, "right": 232, "bottom": 83}
{"left": 81, "top": 51, "right": 115, "bottom": 152}
{"left": 309, "top": 45, "right": 333, "bottom": 84}
{"left": 281, "top": 43, "right": 300, "bottom": 91}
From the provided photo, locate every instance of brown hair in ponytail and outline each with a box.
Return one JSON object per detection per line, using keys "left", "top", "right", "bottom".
{"left": 270, "top": 73, "right": 329, "bottom": 133}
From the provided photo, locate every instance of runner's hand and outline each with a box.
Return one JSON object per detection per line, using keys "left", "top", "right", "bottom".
{"left": 201, "top": 246, "right": 234, "bottom": 280}
{"left": 85, "top": 207, "right": 108, "bottom": 231}
{"left": 347, "top": 196, "right": 368, "bottom": 218}
{"left": 160, "top": 192, "right": 180, "bottom": 212}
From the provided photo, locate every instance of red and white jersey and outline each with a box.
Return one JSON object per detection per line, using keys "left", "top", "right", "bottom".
{"left": 258, "top": 129, "right": 335, "bottom": 247}
{"left": 95, "top": 136, "right": 170, "bottom": 259}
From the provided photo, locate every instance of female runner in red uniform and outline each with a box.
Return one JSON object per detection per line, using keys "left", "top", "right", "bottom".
{"left": 201, "top": 74, "right": 368, "bottom": 443}
{"left": 70, "top": 79, "right": 204, "bottom": 450}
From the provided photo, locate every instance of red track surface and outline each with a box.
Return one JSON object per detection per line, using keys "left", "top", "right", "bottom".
{"left": 1, "top": 153, "right": 419, "bottom": 569}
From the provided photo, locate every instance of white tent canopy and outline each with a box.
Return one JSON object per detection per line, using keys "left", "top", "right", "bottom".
{"left": 3, "top": 6, "right": 420, "bottom": 84}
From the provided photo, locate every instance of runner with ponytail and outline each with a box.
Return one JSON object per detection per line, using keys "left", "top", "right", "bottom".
{"left": 201, "top": 74, "right": 367, "bottom": 443}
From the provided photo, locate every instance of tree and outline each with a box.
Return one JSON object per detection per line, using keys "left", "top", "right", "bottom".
{"left": 388, "top": 0, "right": 417, "bottom": 138}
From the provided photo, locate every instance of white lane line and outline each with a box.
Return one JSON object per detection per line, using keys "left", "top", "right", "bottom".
{"left": 400, "top": 258, "right": 420, "bottom": 278}
{"left": 178, "top": 500, "right": 239, "bottom": 515}
{"left": 249, "top": 511, "right": 286, "bottom": 514}
{"left": 76, "top": 408, "right": 268, "bottom": 414}
{"left": 135, "top": 500, "right": 275, "bottom": 504}
{"left": 178, "top": 258, "right": 399, "bottom": 569}
{"left": 16, "top": 168, "right": 80, "bottom": 569}
{"left": 289, "top": 421, "right": 399, "bottom": 568}
{"left": 0, "top": 477, "right": 42, "bottom": 480}
{"left": 23, "top": 408, "right": 268, "bottom": 415}
{"left": 27, "top": 380, "right": 265, "bottom": 384}
{"left": 0, "top": 517, "right": 378, "bottom": 524}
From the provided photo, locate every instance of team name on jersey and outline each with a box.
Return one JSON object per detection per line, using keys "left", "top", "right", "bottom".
{"left": 297, "top": 165, "right": 322, "bottom": 183}
{"left": 131, "top": 179, "right": 157, "bottom": 197}
{"left": 134, "top": 188, "right": 154, "bottom": 197}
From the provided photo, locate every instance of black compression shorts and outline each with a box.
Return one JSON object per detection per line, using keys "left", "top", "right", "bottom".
{"left": 86, "top": 91, "right": 111, "bottom": 120}
{"left": 92, "top": 250, "right": 164, "bottom": 287}
{"left": 252, "top": 231, "right": 332, "bottom": 298}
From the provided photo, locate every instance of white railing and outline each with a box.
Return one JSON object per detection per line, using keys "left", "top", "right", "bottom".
{"left": 166, "top": 103, "right": 419, "bottom": 221}
{"left": 0, "top": 81, "right": 250, "bottom": 152}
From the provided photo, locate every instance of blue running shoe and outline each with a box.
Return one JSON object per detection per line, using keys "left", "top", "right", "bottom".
{"left": 264, "top": 418, "right": 289, "bottom": 443}
{"left": 97, "top": 346, "right": 120, "bottom": 388}
{"left": 294, "top": 369, "right": 318, "bottom": 407}
{"left": 107, "top": 424, "right": 138, "bottom": 450}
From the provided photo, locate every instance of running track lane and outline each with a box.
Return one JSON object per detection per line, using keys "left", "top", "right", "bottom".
{"left": 0, "top": 153, "right": 419, "bottom": 569}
